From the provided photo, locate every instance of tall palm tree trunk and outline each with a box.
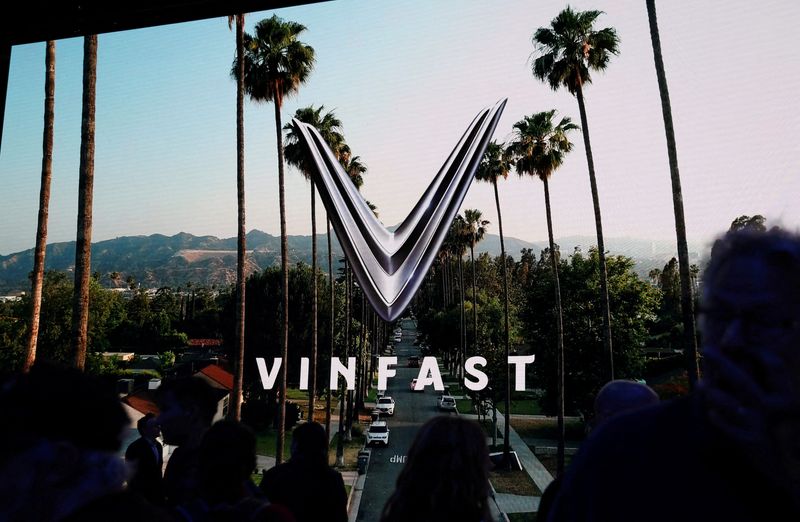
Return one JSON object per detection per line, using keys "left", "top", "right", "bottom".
{"left": 543, "top": 178, "right": 566, "bottom": 476}
{"left": 575, "top": 80, "right": 614, "bottom": 380}
{"left": 326, "top": 217, "right": 333, "bottom": 439}
{"left": 274, "top": 96, "right": 289, "bottom": 464}
{"left": 356, "top": 295, "right": 365, "bottom": 411}
{"left": 470, "top": 243, "right": 478, "bottom": 350}
{"left": 458, "top": 257, "right": 466, "bottom": 379}
{"left": 646, "top": 0, "right": 700, "bottom": 388}
{"left": 344, "top": 266, "right": 353, "bottom": 440}
{"left": 71, "top": 35, "right": 97, "bottom": 371}
{"left": 309, "top": 183, "right": 318, "bottom": 420}
{"left": 493, "top": 180, "right": 513, "bottom": 463}
{"left": 24, "top": 40, "right": 56, "bottom": 373}
{"left": 231, "top": 14, "right": 246, "bottom": 420}
{"left": 336, "top": 259, "right": 349, "bottom": 466}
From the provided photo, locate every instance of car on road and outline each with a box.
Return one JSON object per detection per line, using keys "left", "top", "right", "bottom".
{"left": 375, "top": 396, "right": 395, "bottom": 416}
{"left": 438, "top": 395, "right": 457, "bottom": 411}
{"left": 366, "top": 421, "right": 390, "bottom": 446}
{"left": 407, "top": 355, "right": 420, "bottom": 368}
{"left": 410, "top": 378, "right": 423, "bottom": 392}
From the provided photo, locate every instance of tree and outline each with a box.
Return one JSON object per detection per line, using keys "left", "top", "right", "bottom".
{"left": 24, "top": 40, "right": 56, "bottom": 372}
{"left": 239, "top": 14, "right": 315, "bottom": 463}
{"left": 522, "top": 248, "right": 656, "bottom": 419}
{"left": 729, "top": 214, "right": 767, "bottom": 232}
{"left": 71, "top": 35, "right": 98, "bottom": 371}
{"left": 463, "top": 209, "right": 489, "bottom": 352}
{"left": 475, "top": 140, "right": 515, "bottom": 463}
{"left": 509, "top": 110, "right": 577, "bottom": 475}
{"left": 285, "top": 105, "right": 347, "bottom": 421}
{"left": 227, "top": 12, "right": 247, "bottom": 421}
{"left": 532, "top": 6, "right": 619, "bottom": 380}
{"left": 646, "top": 0, "right": 700, "bottom": 388}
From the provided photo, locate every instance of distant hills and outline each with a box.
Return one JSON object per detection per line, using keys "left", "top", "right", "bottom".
{"left": 0, "top": 230, "right": 707, "bottom": 294}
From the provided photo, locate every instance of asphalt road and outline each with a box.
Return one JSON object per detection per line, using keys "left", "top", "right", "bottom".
{"left": 355, "top": 317, "right": 454, "bottom": 521}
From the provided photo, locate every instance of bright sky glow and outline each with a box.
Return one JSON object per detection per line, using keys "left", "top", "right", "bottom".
{"left": 2, "top": 0, "right": 798, "bottom": 255}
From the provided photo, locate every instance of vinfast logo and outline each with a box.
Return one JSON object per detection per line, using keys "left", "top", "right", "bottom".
{"left": 290, "top": 99, "right": 507, "bottom": 322}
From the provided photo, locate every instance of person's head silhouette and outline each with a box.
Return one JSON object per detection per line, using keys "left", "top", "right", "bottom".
{"left": 156, "top": 376, "right": 218, "bottom": 447}
{"left": 594, "top": 379, "right": 660, "bottom": 426}
{"left": 290, "top": 421, "right": 328, "bottom": 466}
{"left": 380, "top": 416, "right": 491, "bottom": 522}
{"left": 699, "top": 229, "right": 800, "bottom": 503}
{"left": 0, "top": 364, "right": 129, "bottom": 520}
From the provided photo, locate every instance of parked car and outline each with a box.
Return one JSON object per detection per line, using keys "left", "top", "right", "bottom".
{"left": 366, "top": 421, "right": 390, "bottom": 446}
{"left": 394, "top": 334, "right": 402, "bottom": 343}
{"left": 410, "top": 378, "right": 423, "bottom": 392}
{"left": 407, "top": 355, "right": 420, "bottom": 368}
{"left": 438, "top": 395, "right": 457, "bottom": 411}
{"left": 375, "top": 396, "right": 395, "bottom": 416}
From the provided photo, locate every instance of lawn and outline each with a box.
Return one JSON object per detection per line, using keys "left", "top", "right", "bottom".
{"left": 285, "top": 388, "right": 339, "bottom": 423}
{"left": 328, "top": 432, "right": 367, "bottom": 470}
{"left": 490, "top": 468, "right": 542, "bottom": 496}
{"left": 537, "top": 453, "right": 575, "bottom": 477}
{"left": 510, "top": 417, "right": 586, "bottom": 441}
{"left": 497, "top": 398, "right": 542, "bottom": 415}
{"left": 254, "top": 429, "right": 292, "bottom": 461}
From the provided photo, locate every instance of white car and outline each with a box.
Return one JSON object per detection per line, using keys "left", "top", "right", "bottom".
{"left": 375, "top": 396, "right": 395, "bottom": 416}
{"left": 366, "top": 421, "right": 390, "bottom": 446}
{"left": 438, "top": 395, "right": 457, "bottom": 411}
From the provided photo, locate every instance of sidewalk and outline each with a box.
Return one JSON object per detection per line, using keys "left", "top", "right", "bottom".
{"left": 461, "top": 412, "right": 554, "bottom": 517}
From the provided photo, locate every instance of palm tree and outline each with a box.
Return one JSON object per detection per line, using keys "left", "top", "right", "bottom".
{"left": 285, "top": 105, "right": 347, "bottom": 421}
{"left": 510, "top": 110, "right": 578, "bottom": 476}
{"left": 227, "top": 12, "right": 247, "bottom": 421}
{"left": 475, "top": 140, "right": 514, "bottom": 463}
{"left": 532, "top": 6, "right": 620, "bottom": 380}
{"left": 24, "top": 40, "right": 56, "bottom": 373}
{"left": 446, "top": 216, "right": 469, "bottom": 377}
{"left": 336, "top": 150, "right": 367, "bottom": 465}
{"left": 71, "top": 35, "right": 98, "bottom": 371}
{"left": 240, "top": 14, "right": 315, "bottom": 463}
{"left": 646, "top": 0, "right": 699, "bottom": 387}
{"left": 463, "top": 209, "right": 489, "bottom": 351}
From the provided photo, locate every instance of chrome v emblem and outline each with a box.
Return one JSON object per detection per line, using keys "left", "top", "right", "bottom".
{"left": 291, "top": 99, "right": 507, "bottom": 321}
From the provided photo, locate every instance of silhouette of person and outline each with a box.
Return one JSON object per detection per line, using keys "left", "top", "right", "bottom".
{"left": 592, "top": 379, "right": 660, "bottom": 427}
{"left": 176, "top": 420, "right": 294, "bottom": 522}
{"left": 546, "top": 229, "right": 800, "bottom": 521}
{"left": 260, "top": 421, "right": 347, "bottom": 522}
{"left": 380, "top": 415, "right": 493, "bottom": 522}
{"left": 537, "top": 380, "right": 659, "bottom": 520}
{"left": 0, "top": 363, "right": 170, "bottom": 521}
{"left": 157, "top": 376, "right": 220, "bottom": 507}
{"left": 125, "top": 412, "right": 165, "bottom": 505}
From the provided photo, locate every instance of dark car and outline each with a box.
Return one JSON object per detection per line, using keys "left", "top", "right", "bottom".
{"left": 407, "top": 356, "right": 420, "bottom": 368}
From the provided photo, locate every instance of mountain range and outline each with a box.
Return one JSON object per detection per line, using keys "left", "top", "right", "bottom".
{"left": 0, "top": 230, "right": 707, "bottom": 294}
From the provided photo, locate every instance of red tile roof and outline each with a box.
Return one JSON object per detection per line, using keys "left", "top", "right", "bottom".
{"left": 122, "top": 390, "right": 160, "bottom": 415}
{"left": 187, "top": 338, "right": 222, "bottom": 347}
{"left": 197, "top": 364, "right": 233, "bottom": 391}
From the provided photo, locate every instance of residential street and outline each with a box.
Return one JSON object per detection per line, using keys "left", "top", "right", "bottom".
{"left": 355, "top": 318, "right": 453, "bottom": 521}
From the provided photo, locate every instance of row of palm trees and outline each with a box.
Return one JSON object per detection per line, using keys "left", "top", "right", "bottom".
{"left": 20, "top": 2, "right": 698, "bottom": 473}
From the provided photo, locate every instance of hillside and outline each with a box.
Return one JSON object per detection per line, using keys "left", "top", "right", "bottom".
{"left": 0, "top": 230, "right": 707, "bottom": 294}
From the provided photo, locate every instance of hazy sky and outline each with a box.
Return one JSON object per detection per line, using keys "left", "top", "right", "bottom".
{"left": 2, "top": 0, "right": 799, "bottom": 256}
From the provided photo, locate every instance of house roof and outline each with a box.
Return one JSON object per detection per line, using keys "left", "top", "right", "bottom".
{"left": 196, "top": 364, "right": 234, "bottom": 391}
{"left": 122, "top": 389, "right": 160, "bottom": 416}
{"left": 187, "top": 338, "right": 223, "bottom": 347}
